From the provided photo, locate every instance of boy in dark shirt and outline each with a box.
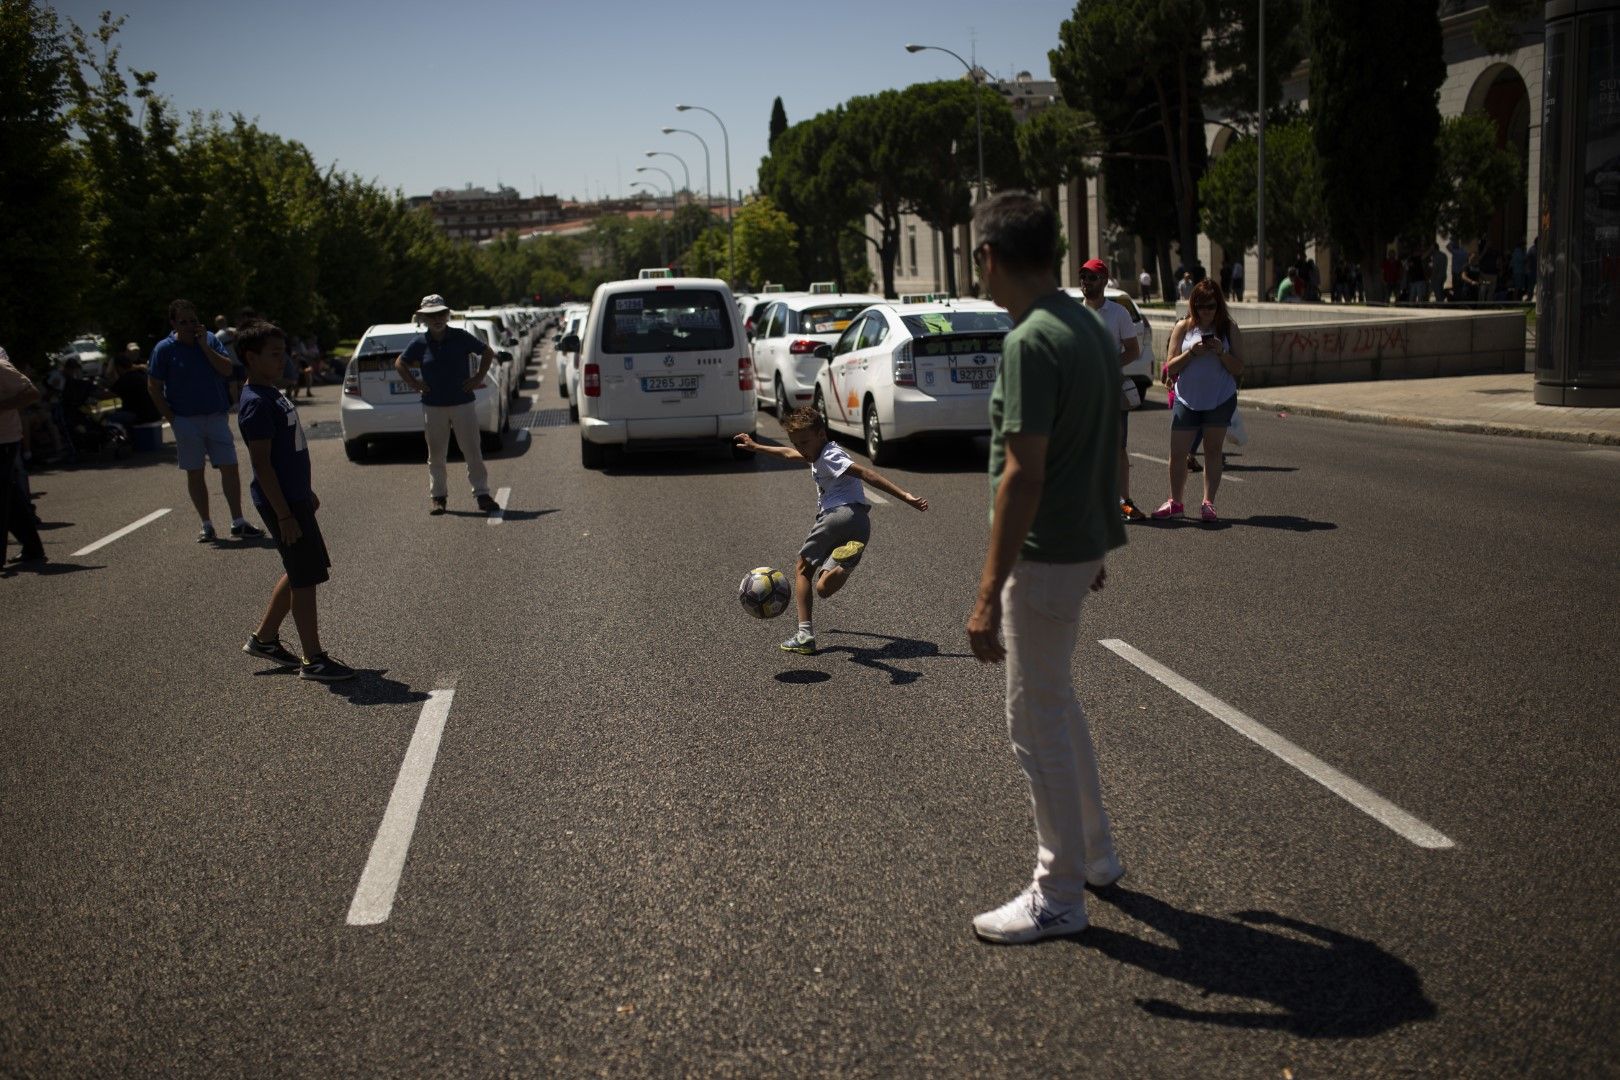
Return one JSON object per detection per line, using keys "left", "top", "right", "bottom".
{"left": 235, "top": 320, "right": 354, "bottom": 682}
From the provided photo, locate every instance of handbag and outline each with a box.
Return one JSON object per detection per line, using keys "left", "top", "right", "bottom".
{"left": 1227, "top": 404, "right": 1248, "bottom": 446}
{"left": 1121, "top": 379, "right": 1141, "bottom": 411}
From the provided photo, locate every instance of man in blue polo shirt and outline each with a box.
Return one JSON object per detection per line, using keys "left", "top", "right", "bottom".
{"left": 394, "top": 293, "right": 499, "bottom": 515}
{"left": 147, "top": 299, "right": 262, "bottom": 543}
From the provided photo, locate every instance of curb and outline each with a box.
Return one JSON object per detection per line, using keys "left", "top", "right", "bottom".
{"left": 1234, "top": 395, "right": 1620, "bottom": 447}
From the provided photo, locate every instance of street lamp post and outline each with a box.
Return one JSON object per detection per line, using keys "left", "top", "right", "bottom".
{"left": 676, "top": 104, "right": 732, "bottom": 283}
{"left": 637, "top": 165, "right": 678, "bottom": 264}
{"left": 647, "top": 151, "right": 691, "bottom": 258}
{"left": 662, "top": 128, "right": 714, "bottom": 277}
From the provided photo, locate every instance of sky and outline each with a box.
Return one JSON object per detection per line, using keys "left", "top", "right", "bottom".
{"left": 45, "top": 0, "right": 1081, "bottom": 203}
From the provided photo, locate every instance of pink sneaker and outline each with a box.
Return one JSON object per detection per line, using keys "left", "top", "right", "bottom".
{"left": 1152, "top": 499, "right": 1184, "bottom": 519}
{"left": 1200, "top": 500, "right": 1218, "bottom": 522}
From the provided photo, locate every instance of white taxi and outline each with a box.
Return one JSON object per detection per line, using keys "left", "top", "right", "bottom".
{"left": 749, "top": 292, "right": 883, "bottom": 414}
{"left": 811, "top": 301, "right": 1013, "bottom": 465}
{"left": 339, "top": 321, "right": 507, "bottom": 461}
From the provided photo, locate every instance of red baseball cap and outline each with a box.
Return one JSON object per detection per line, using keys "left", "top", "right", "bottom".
{"left": 1081, "top": 258, "right": 1110, "bottom": 277}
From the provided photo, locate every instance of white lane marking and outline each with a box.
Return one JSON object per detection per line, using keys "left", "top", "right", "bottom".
{"left": 1099, "top": 639, "right": 1455, "bottom": 849}
{"left": 347, "top": 687, "right": 457, "bottom": 926}
{"left": 516, "top": 428, "right": 531, "bottom": 444}
{"left": 1129, "top": 451, "right": 1244, "bottom": 482}
{"left": 487, "top": 486, "right": 511, "bottom": 525}
{"left": 71, "top": 508, "right": 172, "bottom": 556}
{"left": 864, "top": 490, "right": 891, "bottom": 506}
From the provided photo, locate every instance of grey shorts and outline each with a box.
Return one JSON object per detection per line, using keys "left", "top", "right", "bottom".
{"left": 799, "top": 503, "right": 871, "bottom": 570}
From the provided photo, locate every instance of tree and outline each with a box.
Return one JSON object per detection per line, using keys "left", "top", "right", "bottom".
{"left": 730, "top": 196, "right": 799, "bottom": 289}
{"left": 0, "top": 0, "right": 84, "bottom": 372}
{"left": 837, "top": 90, "right": 912, "bottom": 297}
{"left": 1016, "top": 102, "right": 1098, "bottom": 207}
{"left": 1200, "top": 116, "right": 1325, "bottom": 277}
{"left": 1474, "top": 0, "right": 1538, "bottom": 55}
{"left": 1310, "top": 0, "right": 1445, "bottom": 299}
{"left": 1424, "top": 113, "right": 1522, "bottom": 246}
{"left": 769, "top": 96, "right": 788, "bottom": 149}
{"left": 759, "top": 107, "right": 870, "bottom": 290}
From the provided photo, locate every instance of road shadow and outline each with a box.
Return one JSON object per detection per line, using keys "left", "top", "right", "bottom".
{"left": 1, "top": 560, "right": 100, "bottom": 578}
{"left": 1146, "top": 514, "right": 1337, "bottom": 533}
{"left": 831, "top": 434, "right": 990, "bottom": 475}
{"left": 1080, "top": 886, "right": 1436, "bottom": 1038}
{"left": 602, "top": 446, "right": 801, "bottom": 476}
{"left": 34, "top": 520, "right": 72, "bottom": 531}
{"left": 775, "top": 669, "right": 832, "bottom": 685}
{"left": 817, "top": 628, "right": 975, "bottom": 685}
{"left": 443, "top": 507, "right": 560, "bottom": 522}
{"left": 322, "top": 670, "right": 432, "bottom": 706}
{"left": 1222, "top": 463, "right": 1299, "bottom": 474}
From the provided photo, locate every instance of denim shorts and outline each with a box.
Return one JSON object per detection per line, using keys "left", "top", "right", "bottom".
{"left": 171, "top": 412, "right": 237, "bottom": 470}
{"left": 1170, "top": 394, "right": 1237, "bottom": 431}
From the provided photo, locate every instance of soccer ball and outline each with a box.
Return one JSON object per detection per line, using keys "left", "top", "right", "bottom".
{"left": 738, "top": 566, "right": 792, "bottom": 619}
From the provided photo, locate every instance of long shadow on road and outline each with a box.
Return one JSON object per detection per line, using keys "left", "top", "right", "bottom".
{"left": 1078, "top": 886, "right": 1437, "bottom": 1038}
{"left": 804, "top": 629, "right": 976, "bottom": 685}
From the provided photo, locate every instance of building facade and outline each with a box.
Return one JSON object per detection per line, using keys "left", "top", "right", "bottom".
{"left": 411, "top": 185, "right": 563, "bottom": 243}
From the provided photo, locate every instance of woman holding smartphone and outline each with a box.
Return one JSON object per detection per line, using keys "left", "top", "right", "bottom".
{"left": 1154, "top": 280, "right": 1243, "bottom": 522}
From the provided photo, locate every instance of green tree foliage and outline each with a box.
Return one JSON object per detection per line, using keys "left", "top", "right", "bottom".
{"left": 759, "top": 106, "right": 870, "bottom": 291}
{"left": 769, "top": 96, "right": 788, "bottom": 148}
{"left": 1424, "top": 113, "right": 1522, "bottom": 245}
{"left": 1474, "top": 0, "right": 1538, "bottom": 55}
{"left": 1310, "top": 0, "right": 1445, "bottom": 296}
{"left": 1204, "top": 0, "right": 1308, "bottom": 131}
{"left": 1016, "top": 102, "right": 1098, "bottom": 204}
{"left": 0, "top": 0, "right": 84, "bottom": 371}
{"left": 821, "top": 90, "right": 913, "bottom": 297}
{"left": 724, "top": 197, "right": 801, "bottom": 290}
{"left": 1199, "top": 116, "right": 1325, "bottom": 274}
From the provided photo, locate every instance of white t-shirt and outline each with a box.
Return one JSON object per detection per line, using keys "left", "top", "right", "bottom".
{"left": 1138, "top": 271, "right": 1152, "bottom": 290}
{"left": 1088, "top": 299, "right": 1138, "bottom": 357}
{"left": 811, "top": 440, "right": 865, "bottom": 513}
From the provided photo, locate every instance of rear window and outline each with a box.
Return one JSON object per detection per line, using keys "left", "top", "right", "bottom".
{"left": 602, "top": 289, "right": 735, "bottom": 353}
{"left": 901, "top": 311, "right": 1013, "bottom": 336}
{"left": 353, "top": 333, "right": 420, "bottom": 372}
{"left": 914, "top": 333, "right": 1007, "bottom": 356}
{"left": 796, "top": 304, "right": 870, "bottom": 335}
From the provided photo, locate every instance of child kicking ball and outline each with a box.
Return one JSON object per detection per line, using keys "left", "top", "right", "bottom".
{"left": 735, "top": 408, "right": 928, "bottom": 655}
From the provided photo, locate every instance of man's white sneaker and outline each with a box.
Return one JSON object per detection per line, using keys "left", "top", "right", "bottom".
{"left": 1086, "top": 853, "right": 1126, "bottom": 889}
{"left": 972, "top": 888, "right": 1088, "bottom": 944}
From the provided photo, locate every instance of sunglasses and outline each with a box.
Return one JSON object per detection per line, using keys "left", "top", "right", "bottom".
{"left": 1193, "top": 303, "right": 1217, "bottom": 312}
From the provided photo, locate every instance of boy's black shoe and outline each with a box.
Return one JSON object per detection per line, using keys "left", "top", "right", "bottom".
{"left": 243, "top": 634, "right": 300, "bottom": 665}
{"left": 300, "top": 652, "right": 356, "bottom": 682}
{"left": 197, "top": 523, "right": 217, "bottom": 542}
{"left": 430, "top": 497, "right": 447, "bottom": 516}
{"left": 477, "top": 493, "right": 501, "bottom": 515}
{"left": 230, "top": 521, "right": 264, "bottom": 539}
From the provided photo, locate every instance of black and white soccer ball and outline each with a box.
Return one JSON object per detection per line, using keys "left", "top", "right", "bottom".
{"left": 738, "top": 566, "right": 792, "bottom": 619}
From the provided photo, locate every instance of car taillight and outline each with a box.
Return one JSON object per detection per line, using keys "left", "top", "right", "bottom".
{"left": 788, "top": 339, "right": 820, "bottom": 355}
{"left": 892, "top": 340, "right": 915, "bottom": 387}
{"left": 584, "top": 363, "right": 600, "bottom": 397}
{"left": 738, "top": 356, "right": 754, "bottom": 392}
{"left": 343, "top": 373, "right": 361, "bottom": 396}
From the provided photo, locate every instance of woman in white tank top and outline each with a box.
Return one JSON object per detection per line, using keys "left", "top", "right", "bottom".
{"left": 1154, "top": 280, "right": 1244, "bottom": 522}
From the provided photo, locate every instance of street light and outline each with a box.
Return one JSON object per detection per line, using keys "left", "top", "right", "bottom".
{"left": 630, "top": 180, "right": 668, "bottom": 265}
{"left": 645, "top": 150, "right": 690, "bottom": 203}
{"left": 906, "top": 42, "right": 985, "bottom": 200}
{"left": 637, "top": 164, "right": 679, "bottom": 258}
{"left": 661, "top": 126, "right": 712, "bottom": 215}
{"left": 676, "top": 104, "right": 732, "bottom": 282}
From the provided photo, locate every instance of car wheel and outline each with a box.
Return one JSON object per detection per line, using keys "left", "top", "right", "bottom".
{"left": 773, "top": 376, "right": 788, "bottom": 417}
{"left": 568, "top": 401, "right": 578, "bottom": 423}
{"left": 481, "top": 429, "right": 503, "bottom": 454}
{"left": 864, "top": 401, "right": 896, "bottom": 466}
{"left": 812, "top": 385, "right": 826, "bottom": 421}
{"left": 344, "top": 439, "right": 364, "bottom": 462}
{"left": 580, "top": 437, "right": 606, "bottom": 469}
{"left": 731, "top": 439, "right": 756, "bottom": 463}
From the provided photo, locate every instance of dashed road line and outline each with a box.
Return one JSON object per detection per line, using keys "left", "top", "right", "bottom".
{"left": 71, "top": 508, "right": 172, "bottom": 556}
{"left": 516, "top": 428, "right": 531, "bottom": 445}
{"left": 1129, "top": 451, "right": 1245, "bottom": 481}
{"left": 487, "top": 486, "right": 511, "bottom": 525}
{"left": 347, "top": 686, "right": 458, "bottom": 926}
{"left": 864, "top": 490, "right": 891, "bottom": 506}
{"left": 1099, "top": 639, "right": 1455, "bottom": 849}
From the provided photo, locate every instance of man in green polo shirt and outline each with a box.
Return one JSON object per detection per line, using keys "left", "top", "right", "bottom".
{"left": 966, "top": 192, "right": 1128, "bottom": 944}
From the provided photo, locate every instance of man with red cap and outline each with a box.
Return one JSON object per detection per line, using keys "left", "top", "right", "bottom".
{"left": 1077, "top": 259, "right": 1144, "bottom": 521}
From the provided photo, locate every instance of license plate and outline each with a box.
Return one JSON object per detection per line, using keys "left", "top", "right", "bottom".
{"left": 951, "top": 366, "right": 995, "bottom": 385}
{"left": 389, "top": 381, "right": 416, "bottom": 395}
{"left": 641, "top": 376, "right": 699, "bottom": 392}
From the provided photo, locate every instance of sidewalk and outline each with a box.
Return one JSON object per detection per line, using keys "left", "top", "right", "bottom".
{"left": 1167, "top": 373, "right": 1620, "bottom": 447}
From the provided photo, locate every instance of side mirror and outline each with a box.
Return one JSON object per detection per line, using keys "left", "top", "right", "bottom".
{"left": 498, "top": 350, "right": 513, "bottom": 363}
{"left": 559, "top": 333, "right": 581, "bottom": 354}
{"left": 503, "top": 336, "right": 517, "bottom": 348}
{"left": 813, "top": 343, "right": 832, "bottom": 360}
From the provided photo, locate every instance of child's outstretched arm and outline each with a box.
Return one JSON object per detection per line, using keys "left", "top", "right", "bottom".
{"left": 734, "top": 432, "right": 805, "bottom": 462}
{"left": 848, "top": 462, "right": 928, "bottom": 512}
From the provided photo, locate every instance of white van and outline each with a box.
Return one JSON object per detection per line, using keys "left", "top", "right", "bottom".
{"left": 559, "top": 277, "right": 756, "bottom": 468}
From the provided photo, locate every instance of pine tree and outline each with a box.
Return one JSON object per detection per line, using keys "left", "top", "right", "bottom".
{"left": 769, "top": 97, "right": 788, "bottom": 149}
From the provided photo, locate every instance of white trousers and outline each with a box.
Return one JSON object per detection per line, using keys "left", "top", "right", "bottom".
{"left": 1002, "top": 557, "right": 1117, "bottom": 906}
{"left": 424, "top": 403, "right": 488, "bottom": 499}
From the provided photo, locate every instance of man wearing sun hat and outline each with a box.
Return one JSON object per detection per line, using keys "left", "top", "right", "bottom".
{"left": 395, "top": 294, "right": 499, "bottom": 515}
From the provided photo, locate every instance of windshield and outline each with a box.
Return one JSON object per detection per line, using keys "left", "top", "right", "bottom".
{"left": 357, "top": 333, "right": 420, "bottom": 357}
{"left": 602, "top": 289, "right": 735, "bottom": 353}
{"left": 796, "top": 304, "right": 870, "bottom": 335}
{"left": 901, "top": 311, "right": 1013, "bottom": 337}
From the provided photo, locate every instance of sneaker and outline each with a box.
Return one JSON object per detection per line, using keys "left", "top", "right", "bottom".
{"left": 1151, "top": 499, "right": 1184, "bottom": 520}
{"left": 230, "top": 520, "right": 264, "bottom": 539}
{"left": 1120, "top": 498, "right": 1146, "bottom": 522}
{"left": 7, "top": 550, "right": 47, "bottom": 566}
{"left": 1200, "top": 500, "right": 1219, "bottom": 522}
{"left": 299, "top": 652, "right": 356, "bottom": 682}
{"left": 243, "top": 634, "right": 300, "bottom": 665}
{"left": 429, "top": 497, "right": 447, "bottom": 516}
{"left": 1186, "top": 454, "right": 1204, "bottom": 473}
{"left": 829, "top": 539, "right": 865, "bottom": 569}
{"left": 1086, "top": 853, "right": 1126, "bottom": 889}
{"left": 973, "top": 888, "right": 1088, "bottom": 944}
{"left": 196, "top": 523, "right": 217, "bottom": 543}
{"left": 779, "top": 630, "right": 817, "bottom": 655}
{"left": 476, "top": 493, "right": 501, "bottom": 515}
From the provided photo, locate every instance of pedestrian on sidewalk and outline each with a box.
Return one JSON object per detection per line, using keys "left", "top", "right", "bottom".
{"left": 235, "top": 320, "right": 354, "bottom": 682}
{"left": 0, "top": 347, "right": 47, "bottom": 571}
{"left": 395, "top": 294, "right": 500, "bottom": 516}
{"left": 965, "top": 192, "right": 1126, "bottom": 944}
{"left": 148, "top": 300, "right": 262, "bottom": 543}
{"left": 1139, "top": 267, "right": 1153, "bottom": 302}
{"left": 1230, "top": 257, "right": 1244, "bottom": 302}
{"left": 1076, "top": 258, "right": 1146, "bottom": 522}
{"left": 1154, "top": 279, "right": 1244, "bottom": 522}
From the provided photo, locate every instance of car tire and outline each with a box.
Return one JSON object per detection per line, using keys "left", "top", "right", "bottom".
{"left": 731, "top": 440, "right": 756, "bottom": 463}
{"left": 481, "top": 429, "right": 503, "bottom": 454}
{"left": 581, "top": 437, "right": 606, "bottom": 469}
{"left": 864, "top": 400, "right": 896, "bottom": 466}
{"left": 343, "top": 439, "right": 364, "bottom": 462}
{"left": 812, "top": 385, "right": 826, "bottom": 421}
{"left": 568, "top": 401, "right": 578, "bottom": 423}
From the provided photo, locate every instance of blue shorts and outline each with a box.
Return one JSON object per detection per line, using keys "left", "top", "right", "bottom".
{"left": 171, "top": 412, "right": 237, "bottom": 470}
{"left": 1171, "top": 394, "right": 1237, "bottom": 432}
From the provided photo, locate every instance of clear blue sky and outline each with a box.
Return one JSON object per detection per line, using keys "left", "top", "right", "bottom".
{"left": 46, "top": 0, "right": 1080, "bottom": 202}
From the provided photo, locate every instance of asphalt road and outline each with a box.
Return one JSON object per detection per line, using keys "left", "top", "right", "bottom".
{"left": 3, "top": 345, "right": 1617, "bottom": 1077}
